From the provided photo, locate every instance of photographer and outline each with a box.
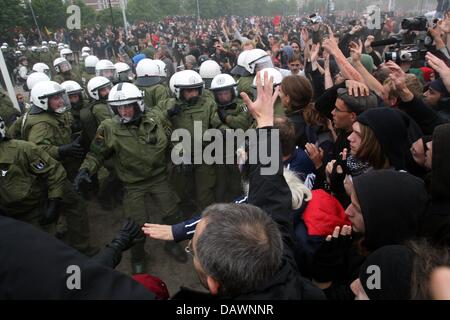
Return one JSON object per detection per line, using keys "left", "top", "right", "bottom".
{"left": 210, "top": 39, "right": 234, "bottom": 73}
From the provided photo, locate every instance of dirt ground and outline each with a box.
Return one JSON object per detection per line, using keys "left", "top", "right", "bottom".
{"left": 86, "top": 199, "right": 205, "bottom": 296}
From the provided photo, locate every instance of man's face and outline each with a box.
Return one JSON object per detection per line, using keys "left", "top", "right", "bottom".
{"left": 348, "top": 121, "right": 363, "bottom": 156}
{"left": 382, "top": 83, "right": 397, "bottom": 107}
{"left": 117, "top": 104, "right": 135, "bottom": 121}
{"left": 216, "top": 89, "right": 233, "bottom": 105}
{"left": 69, "top": 94, "right": 80, "bottom": 105}
{"left": 288, "top": 60, "right": 301, "bottom": 75}
{"left": 60, "top": 62, "right": 70, "bottom": 73}
{"left": 332, "top": 98, "right": 354, "bottom": 131}
{"left": 243, "top": 44, "right": 254, "bottom": 51}
{"left": 345, "top": 188, "right": 365, "bottom": 233}
{"left": 182, "top": 88, "right": 200, "bottom": 101}
{"left": 424, "top": 88, "right": 442, "bottom": 107}
{"left": 99, "top": 87, "right": 110, "bottom": 99}
{"left": 48, "top": 94, "right": 65, "bottom": 111}
{"left": 410, "top": 138, "right": 426, "bottom": 167}
{"left": 291, "top": 43, "right": 300, "bottom": 54}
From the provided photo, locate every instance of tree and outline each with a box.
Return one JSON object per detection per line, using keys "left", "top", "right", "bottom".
{"left": 127, "top": 0, "right": 164, "bottom": 22}
{"left": 28, "top": 0, "right": 67, "bottom": 30}
{"left": 0, "top": 0, "right": 29, "bottom": 33}
{"left": 73, "top": 0, "right": 97, "bottom": 28}
{"left": 96, "top": 8, "right": 124, "bottom": 28}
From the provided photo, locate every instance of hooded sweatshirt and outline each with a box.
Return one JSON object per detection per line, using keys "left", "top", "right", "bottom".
{"left": 422, "top": 124, "right": 450, "bottom": 246}
{"left": 357, "top": 108, "right": 409, "bottom": 171}
{"left": 359, "top": 245, "right": 414, "bottom": 300}
{"left": 353, "top": 170, "right": 429, "bottom": 251}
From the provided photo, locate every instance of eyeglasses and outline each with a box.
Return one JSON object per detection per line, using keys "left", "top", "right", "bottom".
{"left": 333, "top": 106, "right": 352, "bottom": 113}
{"left": 185, "top": 240, "right": 194, "bottom": 258}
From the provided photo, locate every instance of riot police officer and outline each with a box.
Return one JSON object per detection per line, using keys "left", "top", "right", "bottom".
{"left": 74, "top": 82, "right": 187, "bottom": 273}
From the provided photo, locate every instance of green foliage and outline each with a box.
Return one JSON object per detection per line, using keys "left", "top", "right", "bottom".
{"left": 96, "top": 7, "right": 123, "bottom": 27}
{"left": 0, "top": 0, "right": 29, "bottom": 31}
{"left": 29, "top": 0, "right": 67, "bottom": 29}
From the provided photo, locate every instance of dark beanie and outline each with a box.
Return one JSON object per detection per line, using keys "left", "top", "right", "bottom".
{"left": 337, "top": 88, "right": 378, "bottom": 115}
{"left": 429, "top": 78, "right": 449, "bottom": 97}
{"left": 359, "top": 245, "right": 414, "bottom": 300}
{"left": 357, "top": 108, "right": 409, "bottom": 170}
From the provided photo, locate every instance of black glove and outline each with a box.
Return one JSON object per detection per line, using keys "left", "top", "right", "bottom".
{"left": 329, "top": 155, "right": 349, "bottom": 194}
{"left": 73, "top": 168, "right": 92, "bottom": 194}
{"left": 217, "top": 108, "right": 228, "bottom": 123}
{"left": 312, "top": 231, "right": 352, "bottom": 283}
{"left": 40, "top": 198, "right": 61, "bottom": 226}
{"left": 58, "top": 136, "right": 85, "bottom": 159}
{"left": 167, "top": 103, "right": 182, "bottom": 118}
{"left": 109, "top": 219, "right": 143, "bottom": 252}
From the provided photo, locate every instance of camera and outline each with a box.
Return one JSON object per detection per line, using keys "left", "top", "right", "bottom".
{"left": 401, "top": 16, "right": 429, "bottom": 31}
{"left": 384, "top": 49, "right": 418, "bottom": 64}
{"left": 309, "top": 13, "right": 323, "bottom": 25}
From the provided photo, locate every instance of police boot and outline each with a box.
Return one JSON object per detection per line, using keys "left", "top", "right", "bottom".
{"left": 131, "top": 241, "right": 147, "bottom": 275}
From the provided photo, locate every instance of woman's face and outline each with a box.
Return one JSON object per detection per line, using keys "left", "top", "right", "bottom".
{"left": 348, "top": 122, "right": 363, "bottom": 156}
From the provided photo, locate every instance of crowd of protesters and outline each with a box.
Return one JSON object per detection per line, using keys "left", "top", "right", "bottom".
{"left": 0, "top": 5, "right": 450, "bottom": 300}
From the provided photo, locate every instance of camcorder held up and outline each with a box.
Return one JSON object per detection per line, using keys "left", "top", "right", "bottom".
{"left": 376, "top": 16, "right": 437, "bottom": 66}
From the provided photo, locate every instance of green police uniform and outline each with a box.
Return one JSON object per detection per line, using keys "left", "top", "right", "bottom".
{"left": 215, "top": 98, "right": 251, "bottom": 202}
{"left": 137, "top": 84, "right": 171, "bottom": 109}
{"left": 0, "top": 139, "right": 66, "bottom": 233}
{"left": 81, "top": 71, "right": 95, "bottom": 90}
{"left": 54, "top": 71, "right": 82, "bottom": 86}
{"left": 79, "top": 99, "right": 119, "bottom": 210}
{"left": 80, "top": 108, "right": 181, "bottom": 265}
{"left": 0, "top": 91, "right": 21, "bottom": 128}
{"left": 39, "top": 52, "right": 54, "bottom": 69}
{"left": 202, "top": 88, "right": 215, "bottom": 102}
{"left": 237, "top": 75, "right": 254, "bottom": 98}
{"left": 159, "top": 95, "right": 227, "bottom": 212}
{"left": 21, "top": 107, "right": 92, "bottom": 255}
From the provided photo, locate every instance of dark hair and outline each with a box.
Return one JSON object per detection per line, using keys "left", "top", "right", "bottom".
{"left": 355, "top": 123, "right": 391, "bottom": 170}
{"left": 288, "top": 53, "right": 303, "bottom": 65}
{"left": 275, "top": 116, "right": 296, "bottom": 158}
{"left": 281, "top": 75, "right": 313, "bottom": 112}
{"left": 197, "top": 203, "right": 283, "bottom": 297}
{"left": 409, "top": 240, "right": 450, "bottom": 300}
{"left": 290, "top": 39, "right": 301, "bottom": 49}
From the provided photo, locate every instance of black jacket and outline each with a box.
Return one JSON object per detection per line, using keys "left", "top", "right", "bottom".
{"left": 421, "top": 124, "right": 450, "bottom": 246}
{"left": 173, "top": 128, "right": 325, "bottom": 300}
{"left": 398, "top": 97, "right": 448, "bottom": 136}
{"left": 0, "top": 215, "right": 155, "bottom": 300}
{"left": 321, "top": 170, "right": 429, "bottom": 299}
